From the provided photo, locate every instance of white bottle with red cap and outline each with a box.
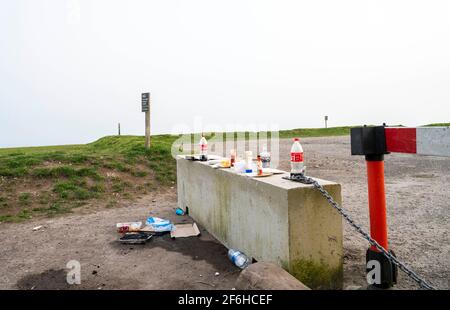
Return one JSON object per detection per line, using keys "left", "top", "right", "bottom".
{"left": 290, "top": 138, "right": 305, "bottom": 175}
{"left": 199, "top": 135, "right": 208, "bottom": 161}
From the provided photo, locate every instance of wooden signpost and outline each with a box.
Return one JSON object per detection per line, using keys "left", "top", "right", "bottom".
{"left": 142, "top": 92, "right": 151, "bottom": 149}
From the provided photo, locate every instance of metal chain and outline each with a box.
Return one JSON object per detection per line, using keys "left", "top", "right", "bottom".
{"left": 285, "top": 174, "right": 436, "bottom": 290}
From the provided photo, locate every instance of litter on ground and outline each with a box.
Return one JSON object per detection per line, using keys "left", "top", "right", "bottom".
{"left": 146, "top": 217, "right": 174, "bottom": 232}
{"left": 170, "top": 223, "right": 201, "bottom": 238}
{"left": 119, "top": 232, "right": 152, "bottom": 244}
{"left": 116, "top": 222, "right": 142, "bottom": 233}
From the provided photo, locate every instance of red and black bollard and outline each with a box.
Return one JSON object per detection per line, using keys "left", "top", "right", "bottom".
{"left": 351, "top": 125, "right": 397, "bottom": 288}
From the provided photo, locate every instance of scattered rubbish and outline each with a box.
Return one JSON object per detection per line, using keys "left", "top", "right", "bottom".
{"left": 199, "top": 135, "right": 208, "bottom": 161}
{"left": 228, "top": 249, "right": 250, "bottom": 269}
{"left": 220, "top": 159, "right": 231, "bottom": 168}
{"left": 185, "top": 155, "right": 199, "bottom": 161}
{"left": 244, "top": 171, "right": 273, "bottom": 178}
{"left": 260, "top": 145, "right": 271, "bottom": 168}
{"left": 175, "top": 208, "right": 185, "bottom": 216}
{"left": 245, "top": 151, "right": 253, "bottom": 173}
{"left": 234, "top": 161, "right": 246, "bottom": 173}
{"left": 230, "top": 149, "right": 236, "bottom": 166}
{"left": 211, "top": 159, "right": 231, "bottom": 169}
{"left": 146, "top": 217, "right": 174, "bottom": 232}
{"left": 215, "top": 272, "right": 220, "bottom": 276}
{"left": 119, "top": 232, "right": 152, "bottom": 244}
{"left": 92, "top": 270, "right": 98, "bottom": 275}
{"left": 32, "top": 225, "right": 43, "bottom": 231}
{"left": 152, "top": 199, "right": 156, "bottom": 203}
{"left": 170, "top": 223, "right": 201, "bottom": 238}
{"left": 256, "top": 155, "right": 263, "bottom": 176}
{"left": 116, "top": 222, "right": 142, "bottom": 233}
{"left": 291, "top": 138, "right": 305, "bottom": 175}
{"left": 138, "top": 225, "right": 170, "bottom": 236}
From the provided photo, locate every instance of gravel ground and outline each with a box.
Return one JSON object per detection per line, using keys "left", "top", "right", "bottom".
{"left": 0, "top": 190, "right": 240, "bottom": 290}
{"left": 0, "top": 136, "right": 448, "bottom": 290}
{"left": 276, "top": 136, "right": 450, "bottom": 290}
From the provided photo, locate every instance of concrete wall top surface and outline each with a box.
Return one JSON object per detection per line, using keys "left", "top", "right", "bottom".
{"left": 176, "top": 155, "right": 337, "bottom": 190}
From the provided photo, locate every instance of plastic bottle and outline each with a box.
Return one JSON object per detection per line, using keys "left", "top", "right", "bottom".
{"left": 199, "top": 135, "right": 208, "bottom": 161}
{"left": 230, "top": 149, "right": 236, "bottom": 167}
{"left": 290, "top": 138, "right": 305, "bottom": 175}
{"left": 260, "top": 145, "right": 271, "bottom": 168}
{"left": 256, "top": 155, "right": 263, "bottom": 176}
{"left": 228, "top": 249, "right": 250, "bottom": 269}
{"left": 245, "top": 151, "right": 253, "bottom": 173}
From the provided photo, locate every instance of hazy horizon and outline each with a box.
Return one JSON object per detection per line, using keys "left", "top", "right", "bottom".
{"left": 1, "top": 0, "right": 450, "bottom": 148}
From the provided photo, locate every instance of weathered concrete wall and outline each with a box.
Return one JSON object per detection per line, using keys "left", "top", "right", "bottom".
{"left": 177, "top": 157, "right": 343, "bottom": 289}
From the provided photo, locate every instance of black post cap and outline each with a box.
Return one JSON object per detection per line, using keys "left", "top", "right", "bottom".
{"left": 351, "top": 126, "right": 389, "bottom": 160}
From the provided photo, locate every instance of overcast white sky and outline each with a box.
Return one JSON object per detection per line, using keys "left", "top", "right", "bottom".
{"left": 1, "top": 0, "right": 449, "bottom": 148}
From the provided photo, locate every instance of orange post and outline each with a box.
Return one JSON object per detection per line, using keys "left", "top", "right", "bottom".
{"left": 366, "top": 160, "right": 389, "bottom": 251}
{"left": 352, "top": 126, "right": 397, "bottom": 288}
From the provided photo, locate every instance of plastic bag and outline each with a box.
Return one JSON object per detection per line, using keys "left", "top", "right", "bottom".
{"left": 145, "top": 217, "right": 174, "bottom": 232}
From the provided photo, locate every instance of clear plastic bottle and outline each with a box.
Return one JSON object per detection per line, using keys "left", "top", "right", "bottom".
{"left": 199, "top": 135, "right": 208, "bottom": 161}
{"left": 290, "top": 138, "right": 305, "bottom": 175}
{"left": 245, "top": 151, "right": 253, "bottom": 173}
{"left": 256, "top": 155, "right": 263, "bottom": 176}
{"left": 230, "top": 149, "right": 236, "bottom": 167}
{"left": 260, "top": 145, "right": 271, "bottom": 168}
{"left": 228, "top": 249, "right": 250, "bottom": 269}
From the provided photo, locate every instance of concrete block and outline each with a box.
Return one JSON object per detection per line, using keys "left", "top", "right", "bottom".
{"left": 177, "top": 157, "right": 343, "bottom": 289}
{"left": 235, "top": 262, "right": 310, "bottom": 290}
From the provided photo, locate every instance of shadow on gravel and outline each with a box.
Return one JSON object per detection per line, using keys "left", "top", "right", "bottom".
{"left": 109, "top": 233, "right": 239, "bottom": 273}
{"left": 16, "top": 269, "right": 72, "bottom": 290}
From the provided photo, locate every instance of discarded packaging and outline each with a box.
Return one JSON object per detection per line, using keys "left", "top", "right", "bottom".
{"left": 170, "top": 223, "right": 201, "bottom": 238}
{"left": 146, "top": 217, "right": 174, "bottom": 232}
{"left": 116, "top": 222, "right": 142, "bottom": 233}
{"left": 175, "top": 208, "right": 185, "bottom": 216}
{"left": 32, "top": 225, "right": 43, "bottom": 231}
{"left": 220, "top": 159, "right": 231, "bottom": 168}
{"left": 228, "top": 249, "right": 250, "bottom": 269}
{"left": 119, "top": 232, "right": 152, "bottom": 244}
{"left": 138, "top": 225, "right": 169, "bottom": 236}
{"left": 234, "top": 161, "right": 246, "bottom": 173}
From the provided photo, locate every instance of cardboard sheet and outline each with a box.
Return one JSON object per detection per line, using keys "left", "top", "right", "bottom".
{"left": 170, "top": 223, "right": 201, "bottom": 238}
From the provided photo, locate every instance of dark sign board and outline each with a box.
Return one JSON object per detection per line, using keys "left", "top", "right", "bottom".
{"left": 142, "top": 93, "right": 150, "bottom": 112}
{"left": 325, "top": 115, "right": 328, "bottom": 121}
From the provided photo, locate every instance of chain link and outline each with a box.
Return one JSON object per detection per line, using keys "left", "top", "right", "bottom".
{"left": 285, "top": 174, "right": 436, "bottom": 290}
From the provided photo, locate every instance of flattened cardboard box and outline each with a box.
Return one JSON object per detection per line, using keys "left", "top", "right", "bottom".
{"left": 170, "top": 223, "right": 201, "bottom": 238}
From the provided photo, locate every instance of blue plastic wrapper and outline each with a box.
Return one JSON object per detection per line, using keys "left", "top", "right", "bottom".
{"left": 146, "top": 217, "right": 174, "bottom": 232}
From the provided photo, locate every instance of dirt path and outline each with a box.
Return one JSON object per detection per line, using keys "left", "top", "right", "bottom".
{"left": 0, "top": 136, "right": 448, "bottom": 290}
{"left": 0, "top": 190, "right": 240, "bottom": 290}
